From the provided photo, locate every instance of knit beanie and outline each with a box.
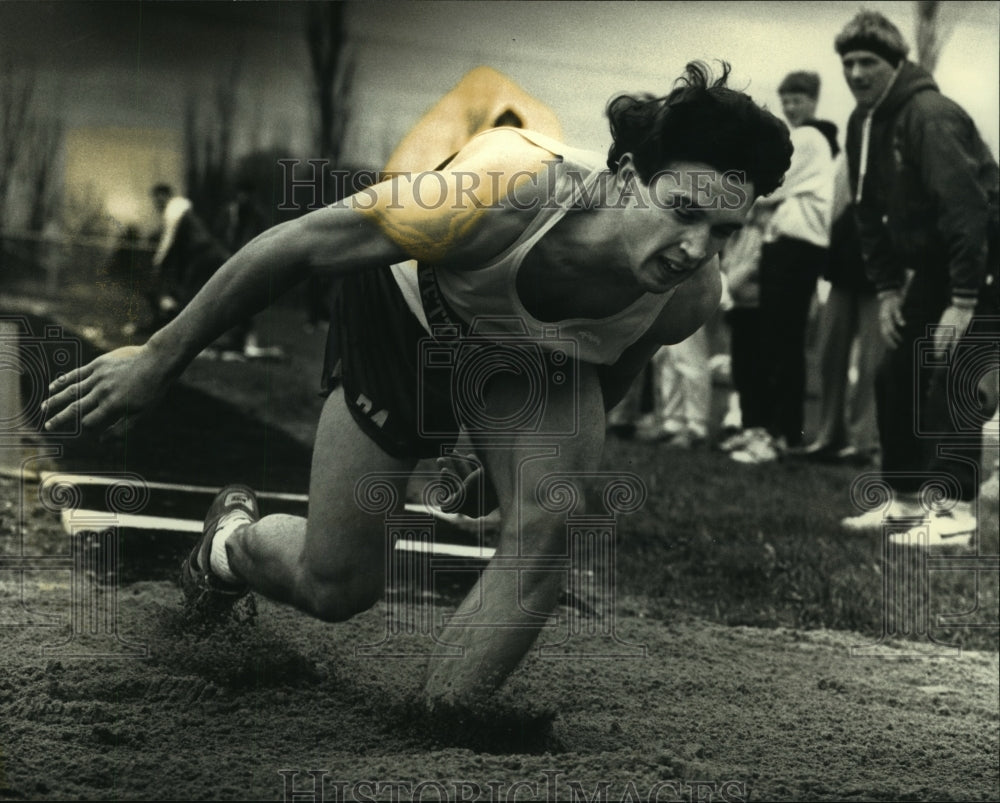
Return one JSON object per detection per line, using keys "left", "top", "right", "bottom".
{"left": 834, "top": 11, "right": 909, "bottom": 66}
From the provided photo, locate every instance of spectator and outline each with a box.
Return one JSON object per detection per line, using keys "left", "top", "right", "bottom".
{"left": 213, "top": 180, "right": 283, "bottom": 359}
{"left": 717, "top": 213, "right": 767, "bottom": 453}
{"left": 794, "top": 154, "right": 882, "bottom": 466}
{"left": 730, "top": 71, "right": 835, "bottom": 464}
{"left": 635, "top": 328, "right": 711, "bottom": 448}
{"left": 835, "top": 11, "right": 999, "bottom": 547}
{"left": 148, "top": 184, "right": 229, "bottom": 333}
{"left": 382, "top": 65, "right": 562, "bottom": 174}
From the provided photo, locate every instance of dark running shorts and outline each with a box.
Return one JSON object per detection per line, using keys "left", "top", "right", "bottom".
{"left": 320, "top": 265, "right": 463, "bottom": 459}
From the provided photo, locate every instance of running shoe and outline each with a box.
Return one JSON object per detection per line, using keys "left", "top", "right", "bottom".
{"left": 840, "top": 493, "right": 924, "bottom": 533}
{"left": 180, "top": 484, "right": 257, "bottom": 615}
{"left": 717, "top": 429, "right": 745, "bottom": 452}
{"left": 889, "top": 502, "right": 977, "bottom": 549}
{"left": 730, "top": 428, "right": 783, "bottom": 464}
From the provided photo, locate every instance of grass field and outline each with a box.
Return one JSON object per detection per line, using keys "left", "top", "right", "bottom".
{"left": 605, "top": 434, "right": 999, "bottom": 653}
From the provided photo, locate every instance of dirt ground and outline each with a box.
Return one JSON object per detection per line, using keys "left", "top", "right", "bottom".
{"left": 1, "top": 471, "right": 997, "bottom": 803}
{"left": 1, "top": 297, "right": 997, "bottom": 801}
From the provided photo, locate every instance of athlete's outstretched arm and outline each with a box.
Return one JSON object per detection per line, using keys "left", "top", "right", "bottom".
{"left": 40, "top": 207, "right": 405, "bottom": 434}
{"left": 42, "top": 129, "right": 555, "bottom": 435}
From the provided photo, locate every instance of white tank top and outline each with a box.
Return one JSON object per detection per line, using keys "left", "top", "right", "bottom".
{"left": 391, "top": 129, "right": 674, "bottom": 366}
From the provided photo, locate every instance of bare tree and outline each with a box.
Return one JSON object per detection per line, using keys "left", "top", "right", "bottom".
{"left": 916, "top": 1, "right": 942, "bottom": 73}
{"left": 184, "top": 53, "right": 243, "bottom": 221}
{"left": 22, "top": 115, "right": 63, "bottom": 233}
{"left": 916, "top": 0, "right": 965, "bottom": 75}
{"left": 306, "top": 1, "right": 355, "bottom": 168}
{"left": 0, "top": 58, "right": 36, "bottom": 226}
{"left": 0, "top": 58, "right": 65, "bottom": 282}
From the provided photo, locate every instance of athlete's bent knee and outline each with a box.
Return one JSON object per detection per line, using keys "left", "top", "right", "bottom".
{"left": 298, "top": 570, "right": 382, "bottom": 623}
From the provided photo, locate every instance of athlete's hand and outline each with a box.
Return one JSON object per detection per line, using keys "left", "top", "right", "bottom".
{"left": 41, "top": 345, "right": 168, "bottom": 437}
{"left": 878, "top": 290, "right": 906, "bottom": 348}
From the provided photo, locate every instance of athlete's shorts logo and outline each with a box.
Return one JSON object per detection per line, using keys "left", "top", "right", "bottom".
{"left": 355, "top": 393, "right": 389, "bottom": 429}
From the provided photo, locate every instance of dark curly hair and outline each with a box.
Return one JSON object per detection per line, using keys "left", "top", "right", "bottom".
{"left": 606, "top": 61, "right": 792, "bottom": 198}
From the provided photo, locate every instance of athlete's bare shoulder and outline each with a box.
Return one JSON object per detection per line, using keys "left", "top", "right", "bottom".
{"left": 352, "top": 128, "right": 559, "bottom": 267}
{"left": 446, "top": 127, "right": 562, "bottom": 208}
{"left": 450, "top": 126, "right": 558, "bottom": 167}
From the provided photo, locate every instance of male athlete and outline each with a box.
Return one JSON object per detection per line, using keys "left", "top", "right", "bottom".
{"left": 43, "top": 63, "right": 791, "bottom": 706}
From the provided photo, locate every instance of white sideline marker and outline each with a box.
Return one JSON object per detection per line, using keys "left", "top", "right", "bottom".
{"left": 48, "top": 470, "right": 495, "bottom": 561}
{"left": 39, "top": 471, "right": 309, "bottom": 502}
{"left": 61, "top": 509, "right": 494, "bottom": 560}
{"left": 38, "top": 472, "right": 480, "bottom": 518}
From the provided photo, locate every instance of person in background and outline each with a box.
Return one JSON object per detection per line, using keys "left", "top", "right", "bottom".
{"left": 834, "top": 11, "right": 999, "bottom": 547}
{"left": 214, "top": 180, "right": 284, "bottom": 360}
{"left": 729, "top": 71, "right": 835, "bottom": 464}
{"left": 717, "top": 209, "right": 768, "bottom": 454}
{"left": 793, "top": 154, "right": 882, "bottom": 466}
{"left": 148, "top": 184, "right": 230, "bottom": 334}
{"left": 382, "top": 65, "right": 562, "bottom": 174}
{"left": 634, "top": 328, "right": 711, "bottom": 448}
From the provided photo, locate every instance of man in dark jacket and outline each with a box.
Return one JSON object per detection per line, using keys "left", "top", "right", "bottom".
{"left": 836, "top": 11, "right": 1000, "bottom": 547}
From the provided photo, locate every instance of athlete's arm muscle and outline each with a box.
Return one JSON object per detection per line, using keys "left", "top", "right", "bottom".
{"left": 163, "top": 129, "right": 552, "bottom": 364}
{"left": 352, "top": 128, "right": 556, "bottom": 267}
{"left": 42, "top": 130, "right": 558, "bottom": 434}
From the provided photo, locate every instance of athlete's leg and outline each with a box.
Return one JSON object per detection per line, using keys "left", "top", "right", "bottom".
{"left": 226, "top": 387, "right": 417, "bottom": 621}
{"left": 422, "top": 361, "right": 606, "bottom": 705}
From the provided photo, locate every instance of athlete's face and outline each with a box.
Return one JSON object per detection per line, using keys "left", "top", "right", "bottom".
{"left": 616, "top": 159, "right": 753, "bottom": 294}
{"left": 841, "top": 50, "right": 896, "bottom": 109}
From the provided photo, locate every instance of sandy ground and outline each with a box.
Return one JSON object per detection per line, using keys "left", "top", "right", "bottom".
{"left": 1, "top": 301, "right": 997, "bottom": 801}
{"left": 1, "top": 486, "right": 997, "bottom": 802}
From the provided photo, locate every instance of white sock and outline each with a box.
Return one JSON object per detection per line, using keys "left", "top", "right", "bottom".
{"left": 209, "top": 512, "right": 252, "bottom": 584}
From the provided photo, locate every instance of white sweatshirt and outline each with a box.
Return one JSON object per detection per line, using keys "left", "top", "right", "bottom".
{"left": 762, "top": 125, "right": 835, "bottom": 249}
